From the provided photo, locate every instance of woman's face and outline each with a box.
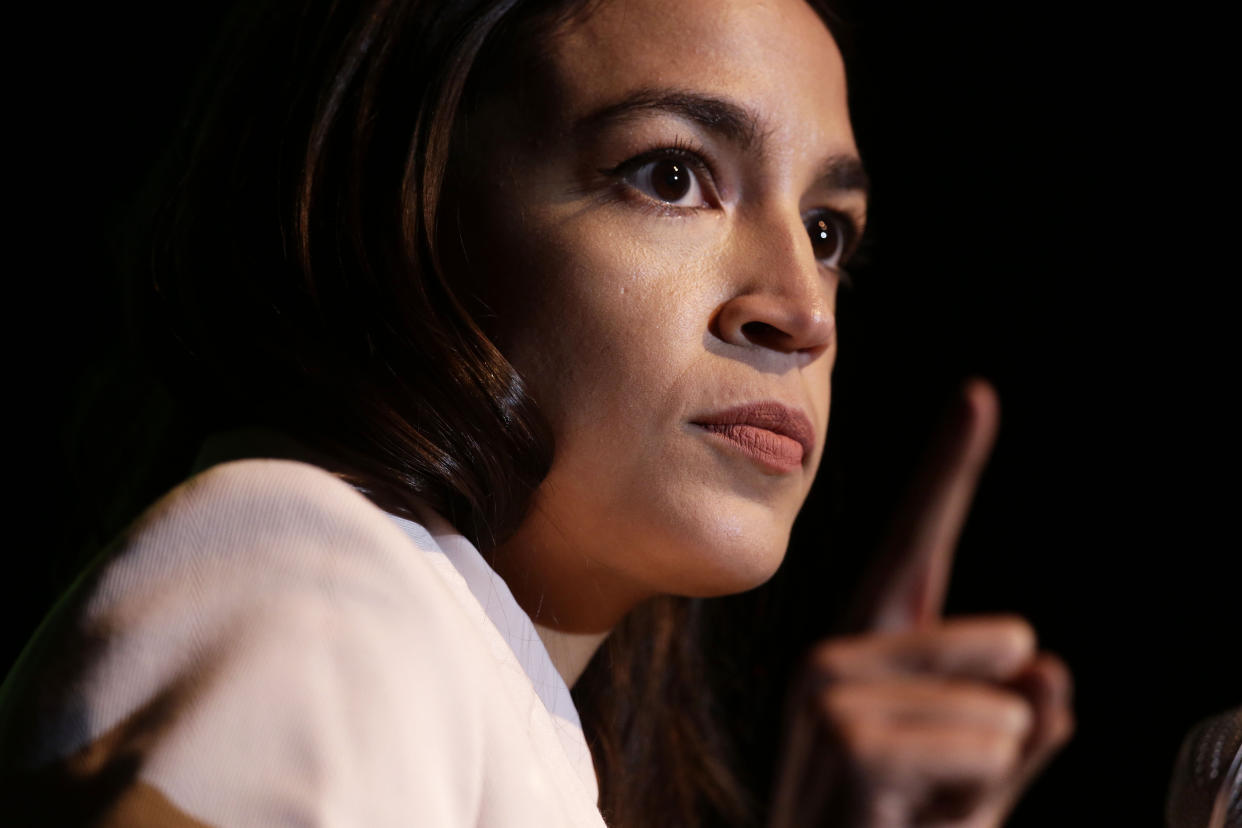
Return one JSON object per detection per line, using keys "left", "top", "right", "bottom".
{"left": 466, "top": 0, "right": 867, "bottom": 631}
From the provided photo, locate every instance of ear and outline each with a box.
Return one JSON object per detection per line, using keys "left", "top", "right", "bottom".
{"left": 845, "top": 379, "right": 1000, "bottom": 633}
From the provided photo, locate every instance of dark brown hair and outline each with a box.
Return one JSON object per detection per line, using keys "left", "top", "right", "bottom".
{"left": 132, "top": 0, "right": 845, "bottom": 823}
{"left": 141, "top": 0, "right": 569, "bottom": 549}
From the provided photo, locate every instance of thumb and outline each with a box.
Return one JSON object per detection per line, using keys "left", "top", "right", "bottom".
{"left": 846, "top": 378, "right": 1000, "bottom": 634}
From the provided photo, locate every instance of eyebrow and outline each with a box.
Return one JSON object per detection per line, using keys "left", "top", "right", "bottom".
{"left": 575, "top": 87, "right": 870, "bottom": 195}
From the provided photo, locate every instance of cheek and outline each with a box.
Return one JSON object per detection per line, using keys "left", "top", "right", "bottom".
{"left": 497, "top": 219, "right": 719, "bottom": 435}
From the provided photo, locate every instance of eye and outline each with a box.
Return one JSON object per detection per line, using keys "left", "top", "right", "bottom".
{"left": 622, "top": 154, "right": 707, "bottom": 207}
{"left": 805, "top": 211, "right": 848, "bottom": 268}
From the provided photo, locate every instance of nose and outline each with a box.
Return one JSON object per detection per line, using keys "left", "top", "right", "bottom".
{"left": 712, "top": 212, "right": 837, "bottom": 358}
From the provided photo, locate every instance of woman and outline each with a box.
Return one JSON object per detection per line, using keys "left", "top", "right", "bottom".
{"left": 0, "top": 0, "right": 1073, "bottom": 824}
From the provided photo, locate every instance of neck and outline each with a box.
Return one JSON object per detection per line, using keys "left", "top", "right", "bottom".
{"left": 492, "top": 499, "right": 654, "bottom": 686}
{"left": 491, "top": 509, "right": 654, "bottom": 636}
{"left": 533, "top": 625, "right": 610, "bottom": 687}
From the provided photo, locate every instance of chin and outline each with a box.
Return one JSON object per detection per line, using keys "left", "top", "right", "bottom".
{"left": 514, "top": 447, "right": 809, "bottom": 628}
{"left": 677, "top": 542, "right": 790, "bottom": 597}
{"left": 637, "top": 492, "right": 800, "bottom": 598}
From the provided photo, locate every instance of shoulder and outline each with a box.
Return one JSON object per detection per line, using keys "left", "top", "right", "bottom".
{"left": 3, "top": 459, "right": 490, "bottom": 825}
{"left": 77, "top": 459, "right": 471, "bottom": 674}
{"left": 97, "top": 458, "right": 456, "bottom": 624}
{"left": 128, "top": 457, "right": 414, "bottom": 569}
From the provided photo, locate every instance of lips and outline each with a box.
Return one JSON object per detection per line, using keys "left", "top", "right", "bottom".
{"left": 691, "top": 403, "right": 816, "bottom": 473}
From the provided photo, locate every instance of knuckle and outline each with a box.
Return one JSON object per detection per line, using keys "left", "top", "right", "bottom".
{"left": 989, "top": 686, "right": 1034, "bottom": 732}
{"left": 1005, "top": 697, "right": 1035, "bottom": 734}
{"left": 1043, "top": 652, "right": 1074, "bottom": 699}
{"left": 940, "top": 681, "right": 1033, "bottom": 733}
{"left": 976, "top": 729, "right": 1022, "bottom": 774}
{"left": 807, "top": 639, "right": 854, "bottom": 682}
{"left": 974, "top": 686, "right": 1033, "bottom": 732}
{"left": 816, "top": 682, "right": 867, "bottom": 723}
{"left": 995, "top": 615, "right": 1037, "bottom": 658}
{"left": 1056, "top": 709, "right": 1077, "bottom": 743}
{"left": 816, "top": 683, "right": 847, "bottom": 718}
{"left": 833, "top": 717, "right": 886, "bottom": 765}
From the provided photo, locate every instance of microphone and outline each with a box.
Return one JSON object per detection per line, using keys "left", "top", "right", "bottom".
{"left": 1166, "top": 706, "right": 1242, "bottom": 828}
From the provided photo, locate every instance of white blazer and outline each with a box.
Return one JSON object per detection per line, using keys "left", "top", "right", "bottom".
{"left": 0, "top": 459, "right": 606, "bottom": 827}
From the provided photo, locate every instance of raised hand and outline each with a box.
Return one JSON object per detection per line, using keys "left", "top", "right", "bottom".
{"left": 770, "top": 380, "right": 1074, "bottom": 828}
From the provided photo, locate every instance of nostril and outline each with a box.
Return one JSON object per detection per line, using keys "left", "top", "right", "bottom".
{"left": 741, "top": 321, "right": 791, "bottom": 348}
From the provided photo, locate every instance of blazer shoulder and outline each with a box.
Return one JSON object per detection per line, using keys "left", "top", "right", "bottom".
{"left": 111, "top": 458, "right": 438, "bottom": 591}
{"left": 138, "top": 457, "right": 399, "bottom": 548}
{"left": 2, "top": 458, "right": 492, "bottom": 825}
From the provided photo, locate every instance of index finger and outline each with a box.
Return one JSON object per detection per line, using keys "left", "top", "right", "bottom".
{"left": 848, "top": 378, "right": 1000, "bottom": 633}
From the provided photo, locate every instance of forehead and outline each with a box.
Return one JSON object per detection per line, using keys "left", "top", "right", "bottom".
{"left": 542, "top": 0, "right": 854, "bottom": 153}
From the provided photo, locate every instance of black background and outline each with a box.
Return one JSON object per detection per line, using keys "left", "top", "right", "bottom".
{"left": 9, "top": 1, "right": 1238, "bottom": 825}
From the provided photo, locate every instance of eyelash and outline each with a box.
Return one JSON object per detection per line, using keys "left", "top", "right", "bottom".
{"left": 601, "top": 140, "right": 865, "bottom": 277}
{"left": 602, "top": 136, "right": 719, "bottom": 213}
